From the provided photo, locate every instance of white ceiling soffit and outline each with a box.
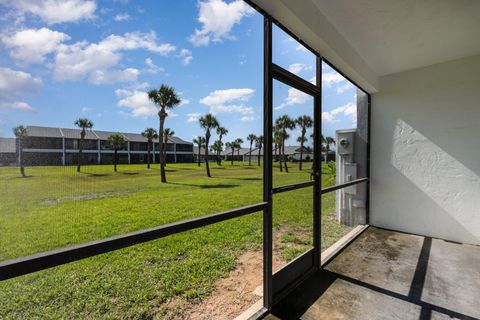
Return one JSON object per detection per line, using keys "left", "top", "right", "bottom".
{"left": 313, "top": 0, "right": 480, "bottom": 76}
{"left": 252, "top": 0, "right": 380, "bottom": 92}
{"left": 252, "top": 0, "right": 480, "bottom": 93}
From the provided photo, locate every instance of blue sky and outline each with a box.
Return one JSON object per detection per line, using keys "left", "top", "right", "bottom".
{"left": 0, "top": 0, "right": 358, "bottom": 146}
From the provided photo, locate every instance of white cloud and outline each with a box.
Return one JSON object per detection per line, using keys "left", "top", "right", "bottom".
{"left": 240, "top": 116, "right": 255, "bottom": 122}
{"left": 53, "top": 31, "right": 175, "bottom": 82}
{"left": 2, "top": 28, "right": 70, "bottom": 64}
{"left": 81, "top": 106, "right": 91, "bottom": 113}
{"left": 288, "top": 63, "right": 304, "bottom": 75}
{"left": 187, "top": 112, "right": 201, "bottom": 123}
{"left": 287, "top": 63, "right": 312, "bottom": 75}
{"left": 200, "top": 88, "right": 253, "bottom": 106}
{"left": 114, "top": 88, "right": 178, "bottom": 118}
{"left": 321, "top": 111, "right": 338, "bottom": 123}
{"left": 275, "top": 88, "right": 310, "bottom": 110}
{"left": 200, "top": 88, "right": 255, "bottom": 115}
{"left": 0, "top": 67, "right": 42, "bottom": 96}
{"left": 88, "top": 68, "right": 139, "bottom": 85}
{"left": 133, "top": 82, "right": 150, "bottom": 90}
{"left": 0, "top": 67, "right": 41, "bottom": 112}
{"left": 114, "top": 13, "right": 130, "bottom": 22}
{"left": 336, "top": 82, "right": 354, "bottom": 94}
{"left": 0, "top": 101, "right": 35, "bottom": 112}
{"left": 189, "top": 0, "right": 254, "bottom": 46}
{"left": 2, "top": 29, "right": 175, "bottom": 85}
{"left": 1, "top": 0, "right": 96, "bottom": 25}
{"left": 115, "top": 88, "right": 157, "bottom": 117}
{"left": 177, "top": 48, "right": 192, "bottom": 65}
{"left": 322, "top": 72, "right": 345, "bottom": 88}
{"left": 323, "top": 102, "right": 357, "bottom": 125}
{"left": 144, "top": 57, "right": 164, "bottom": 74}
{"left": 180, "top": 99, "right": 190, "bottom": 106}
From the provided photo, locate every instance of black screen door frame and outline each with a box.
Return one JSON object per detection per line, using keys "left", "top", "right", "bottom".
{"left": 262, "top": 16, "right": 323, "bottom": 308}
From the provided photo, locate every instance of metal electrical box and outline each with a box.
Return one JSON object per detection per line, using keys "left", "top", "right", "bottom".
{"left": 336, "top": 130, "right": 355, "bottom": 156}
{"left": 335, "top": 129, "right": 366, "bottom": 226}
{"left": 344, "top": 163, "right": 357, "bottom": 194}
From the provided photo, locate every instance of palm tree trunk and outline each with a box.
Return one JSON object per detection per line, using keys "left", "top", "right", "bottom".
{"left": 147, "top": 141, "right": 151, "bottom": 169}
{"left": 19, "top": 142, "right": 25, "bottom": 177}
{"left": 231, "top": 148, "right": 234, "bottom": 165}
{"left": 114, "top": 149, "right": 118, "bottom": 172}
{"left": 205, "top": 134, "right": 211, "bottom": 177}
{"left": 257, "top": 146, "right": 261, "bottom": 166}
{"left": 217, "top": 137, "right": 222, "bottom": 165}
{"left": 197, "top": 145, "right": 201, "bottom": 166}
{"left": 283, "top": 141, "right": 288, "bottom": 173}
{"left": 279, "top": 140, "right": 283, "bottom": 172}
{"left": 158, "top": 112, "right": 166, "bottom": 183}
{"left": 249, "top": 143, "right": 252, "bottom": 166}
{"left": 77, "top": 138, "right": 83, "bottom": 172}
{"left": 299, "top": 136, "right": 304, "bottom": 171}
{"left": 164, "top": 136, "right": 168, "bottom": 167}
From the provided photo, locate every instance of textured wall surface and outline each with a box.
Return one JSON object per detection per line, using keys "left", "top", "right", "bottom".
{"left": 371, "top": 55, "right": 480, "bottom": 245}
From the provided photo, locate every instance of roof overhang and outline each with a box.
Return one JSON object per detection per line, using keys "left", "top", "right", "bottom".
{"left": 252, "top": 0, "right": 480, "bottom": 93}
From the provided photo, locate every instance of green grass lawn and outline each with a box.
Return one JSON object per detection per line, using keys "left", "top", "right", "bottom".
{"left": 0, "top": 162, "right": 350, "bottom": 319}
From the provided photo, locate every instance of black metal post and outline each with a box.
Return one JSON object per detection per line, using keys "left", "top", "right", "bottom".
{"left": 366, "top": 94, "right": 371, "bottom": 225}
{"left": 313, "top": 56, "right": 322, "bottom": 268}
{"left": 263, "top": 16, "right": 273, "bottom": 310}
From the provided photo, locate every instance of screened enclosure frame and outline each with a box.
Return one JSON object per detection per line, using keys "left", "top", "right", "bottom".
{"left": 0, "top": 1, "right": 371, "bottom": 317}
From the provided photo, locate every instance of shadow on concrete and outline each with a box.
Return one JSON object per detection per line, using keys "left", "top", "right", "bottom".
{"left": 268, "top": 228, "right": 479, "bottom": 320}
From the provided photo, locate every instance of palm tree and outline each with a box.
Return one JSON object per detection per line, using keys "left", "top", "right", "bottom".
{"left": 324, "top": 136, "right": 336, "bottom": 163}
{"left": 273, "top": 125, "right": 282, "bottom": 171}
{"left": 211, "top": 140, "right": 223, "bottom": 163}
{"left": 225, "top": 142, "right": 235, "bottom": 165}
{"left": 163, "top": 128, "right": 175, "bottom": 165}
{"left": 13, "top": 125, "right": 27, "bottom": 177}
{"left": 141, "top": 128, "right": 157, "bottom": 169}
{"left": 74, "top": 118, "right": 93, "bottom": 172}
{"left": 199, "top": 113, "right": 219, "bottom": 177}
{"left": 275, "top": 115, "right": 296, "bottom": 172}
{"left": 108, "top": 133, "right": 126, "bottom": 172}
{"left": 148, "top": 84, "right": 181, "bottom": 183}
{"left": 256, "top": 135, "right": 264, "bottom": 166}
{"left": 234, "top": 138, "right": 243, "bottom": 163}
{"left": 247, "top": 134, "right": 257, "bottom": 166}
{"left": 295, "top": 115, "right": 313, "bottom": 170}
{"left": 297, "top": 135, "right": 308, "bottom": 163}
{"left": 193, "top": 136, "right": 205, "bottom": 166}
{"left": 216, "top": 126, "right": 228, "bottom": 165}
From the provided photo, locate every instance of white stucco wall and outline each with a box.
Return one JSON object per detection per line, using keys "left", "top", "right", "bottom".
{"left": 370, "top": 55, "right": 480, "bottom": 245}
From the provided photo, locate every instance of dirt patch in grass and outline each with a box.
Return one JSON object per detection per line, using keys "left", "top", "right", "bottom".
{"left": 162, "top": 250, "right": 284, "bottom": 320}
{"left": 162, "top": 225, "right": 314, "bottom": 319}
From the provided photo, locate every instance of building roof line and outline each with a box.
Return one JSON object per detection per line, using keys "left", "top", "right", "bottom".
{"left": 25, "top": 125, "right": 191, "bottom": 144}
{"left": 121, "top": 133, "right": 130, "bottom": 142}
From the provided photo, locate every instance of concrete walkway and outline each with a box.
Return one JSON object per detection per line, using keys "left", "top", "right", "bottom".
{"left": 267, "top": 227, "right": 480, "bottom": 320}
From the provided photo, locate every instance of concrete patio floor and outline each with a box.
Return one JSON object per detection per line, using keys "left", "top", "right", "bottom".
{"left": 266, "top": 227, "right": 480, "bottom": 320}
